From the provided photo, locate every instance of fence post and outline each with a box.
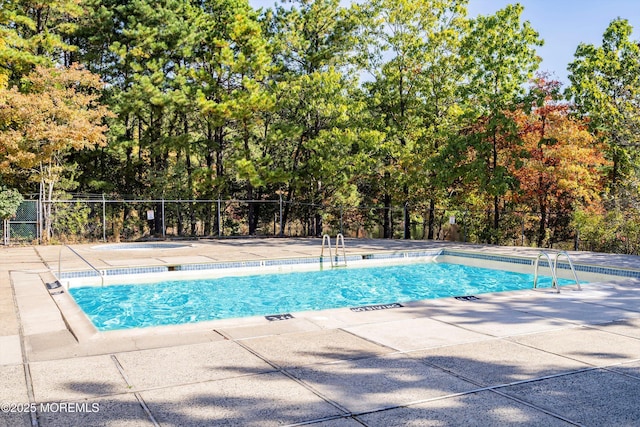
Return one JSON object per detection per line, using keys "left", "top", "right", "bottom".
{"left": 217, "top": 199, "right": 222, "bottom": 237}
{"left": 521, "top": 215, "right": 525, "bottom": 246}
{"left": 279, "top": 194, "right": 283, "bottom": 237}
{"left": 161, "top": 198, "right": 166, "bottom": 238}
{"left": 340, "top": 206, "right": 343, "bottom": 235}
{"left": 403, "top": 203, "right": 409, "bottom": 239}
{"left": 463, "top": 210, "right": 467, "bottom": 243}
{"left": 102, "top": 193, "right": 106, "bottom": 242}
{"left": 37, "top": 195, "right": 42, "bottom": 244}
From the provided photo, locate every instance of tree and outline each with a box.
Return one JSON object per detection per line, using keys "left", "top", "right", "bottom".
{"left": 0, "top": 185, "right": 22, "bottom": 219}
{"left": 194, "top": 0, "right": 273, "bottom": 235}
{"left": 0, "top": 185, "right": 23, "bottom": 245}
{"left": 443, "top": 4, "right": 542, "bottom": 243}
{"left": 566, "top": 18, "right": 640, "bottom": 201}
{"left": 263, "top": 0, "right": 362, "bottom": 235}
{"left": 0, "top": 0, "right": 83, "bottom": 86}
{"left": 0, "top": 64, "right": 111, "bottom": 240}
{"left": 512, "top": 76, "right": 609, "bottom": 247}
{"left": 70, "top": 0, "right": 145, "bottom": 197}
{"left": 364, "top": 0, "right": 467, "bottom": 239}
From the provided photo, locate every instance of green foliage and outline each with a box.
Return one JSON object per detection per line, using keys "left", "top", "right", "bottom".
{"left": 362, "top": 0, "right": 469, "bottom": 237}
{"left": 0, "top": 0, "right": 638, "bottom": 251}
{"left": 52, "top": 201, "right": 93, "bottom": 241}
{"left": 259, "top": 0, "right": 364, "bottom": 233}
{"left": 567, "top": 18, "right": 640, "bottom": 194}
{"left": 439, "top": 4, "right": 543, "bottom": 241}
{"left": 0, "top": 0, "right": 82, "bottom": 87}
{"left": 573, "top": 208, "right": 640, "bottom": 255}
{"left": 0, "top": 186, "right": 23, "bottom": 220}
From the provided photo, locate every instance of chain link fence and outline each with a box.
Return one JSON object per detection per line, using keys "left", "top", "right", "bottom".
{"left": 3, "top": 196, "right": 637, "bottom": 255}
{"left": 39, "top": 198, "right": 572, "bottom": 246}
{"left": 1, "top": 200, "right": 39, "bottom": 244}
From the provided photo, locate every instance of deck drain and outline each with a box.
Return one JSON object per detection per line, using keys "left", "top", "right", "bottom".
{"left": 454, "top": 295, "right": 481, "bottom": 301}
{"left": 350, "top": 303, "right": 403, "bottom": 312}
{"left": 265, "top": 313, "right": 294, "bottom": 321}
{"left": 46, "top": 281, "right": 62, "bottom": 290}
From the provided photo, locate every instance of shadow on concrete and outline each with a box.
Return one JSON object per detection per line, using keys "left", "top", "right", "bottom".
{"left": 28, "top": 324, "right": 640, "bottom": 427}
{"left": 396, "top": 291, "right": 640, "bottom": 331}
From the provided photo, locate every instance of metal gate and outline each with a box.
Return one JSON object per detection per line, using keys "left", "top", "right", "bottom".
{"left": 2, "top": 200, "right": 39, "bottom": 245}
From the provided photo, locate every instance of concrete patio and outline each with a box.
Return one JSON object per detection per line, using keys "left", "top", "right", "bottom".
{"left": 2, "top": 238, "right": 640, "bottom": 426}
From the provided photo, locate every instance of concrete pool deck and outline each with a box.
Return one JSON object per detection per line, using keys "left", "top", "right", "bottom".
{"left": 1, "top": 238, "right": 640, "bottom": 426}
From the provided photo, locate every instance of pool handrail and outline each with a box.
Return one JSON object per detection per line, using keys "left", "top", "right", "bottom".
{"left": 59, "top": 245, "right": 105, "bottom": 287}
{"left": 321, "top": 234, "right": 332, "bottom": 264}
{"left": 533, "top": 251, "right": 560, "bottom": 293}
{"left": 335, "top": 233, "right": 347, "bottom": 267}
{"left": 321, "top": 234, "right": 347, "bottom": 268}
{"left": 554, "top": 251, "right": 581, "bottom": 291}
{"left": 533, "top": 250, "right": 581, "bottom": 293}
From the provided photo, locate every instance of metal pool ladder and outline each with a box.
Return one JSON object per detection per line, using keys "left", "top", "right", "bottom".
{"left": 321, "top": 233, "right": 347, "bottom": 268}
{"left": 533, "top": 250, "right": 581, "bottom": 293}
{"left": 59, "top": 245, "right": 106, "bottom": 287}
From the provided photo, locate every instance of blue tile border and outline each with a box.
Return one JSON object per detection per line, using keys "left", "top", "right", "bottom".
{"left": 178, "top": 260, "right": 263, "bottom": 271}
{"left": 56, "top": 248, "right": 639, "bottom": 282}
{"left": 441, "top": 250, "right": 532, "bottom": 265}
{"left": 441, "top": 249, "right": 640, "bottom": 279}
{"left": 59, "top": 270, "right": 103, "bottom": 279}
{"left": 58, "top": 266, "right": 168, "bottom": 280}
{"left": 56, "top": 250, "right": 442, "bottom": 281}
{"left": 107, "top": 267, "right": 167, "bottom": 276}
{"left": 265, "top": 257, "right": 321, "bottom": 266}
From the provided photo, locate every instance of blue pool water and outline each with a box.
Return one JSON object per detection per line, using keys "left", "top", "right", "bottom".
{"left": 69, "top": 262, "right": 572, "bottom": 331}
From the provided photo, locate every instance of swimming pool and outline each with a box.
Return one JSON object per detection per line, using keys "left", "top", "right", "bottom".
{"left": 69, "top": 261, "right": 573, "bottom": 331}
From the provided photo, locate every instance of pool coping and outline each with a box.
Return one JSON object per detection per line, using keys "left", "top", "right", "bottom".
{"left": 44, "top": 246, "right": 640, "bottom": 343}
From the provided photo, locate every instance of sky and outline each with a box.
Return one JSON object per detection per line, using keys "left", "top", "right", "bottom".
{"left": 466, "top": 0, "right": 640, "bottom": 85}
{"left": 248, "top": 0, "right": 640, "bottom": 86}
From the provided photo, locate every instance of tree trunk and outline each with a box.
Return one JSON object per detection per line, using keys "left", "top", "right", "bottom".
{"left": 183, "top": 117, "right": 196, "bottom": 236}
{"left": 247, "top": 186, "right": 257, "bottom": 235}
{"left": 383, "top": 193, "right": 392, "bottom": 238}
{"left": 250, "top": 196, "right": 261, "bottom": 236}
{"left": 403, "top": 184, "right": 410, "bottom": 239}
{"left": 204, "top": 149, "right": 213, "bottom": 236}
{"left": 204, "top": 124, "right": 214, "bottom": 236}
{"left": 493, "top": 194, "right": 500, "bottom": 243}
{"left": 427, "top": 199, "right": 435, "bottom": 240}
{"left": 537, "top": 202, "right": 547, "bottom": 248}
{"left": 40, "top": 164, "right": 56, "bottom": 243}
{"left": 492, "top": 132, "right": 500, "bottom": 243}
{"left": 281, "top": 188, "right": 294, "bottom": 236}
{"left": 243, "top": 117, "right": 258, "bottom": 236}
{"left": 215, "top": 125, "right": 224, "bottom": 186}
{"left": 176, "top": 205, "right": 183, "bottom": 236}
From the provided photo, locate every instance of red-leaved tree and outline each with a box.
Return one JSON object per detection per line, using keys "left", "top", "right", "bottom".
{"left": 511, "top": 76, "right": 610, "bottom": 246}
